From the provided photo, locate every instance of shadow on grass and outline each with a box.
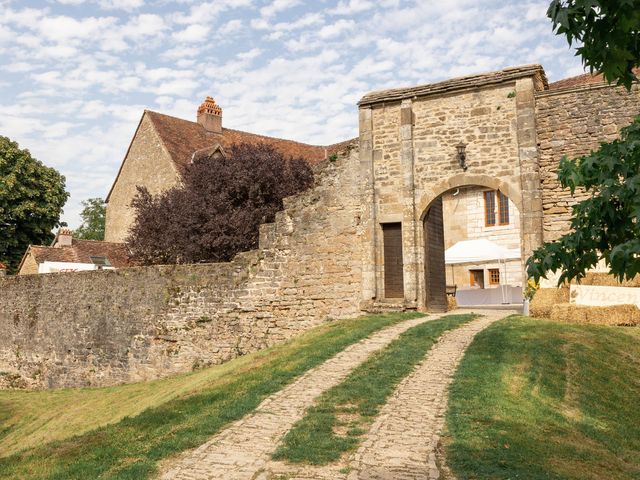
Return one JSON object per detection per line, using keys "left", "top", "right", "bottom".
{"left": 0, "top": 312, "right": 423, "bottom": 480}
{"left": 445, "top": 316, "right": 640, "bottom": 480}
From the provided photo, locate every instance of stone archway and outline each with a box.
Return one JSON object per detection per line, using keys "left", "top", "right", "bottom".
{"left": 419, "top": 176, "right": 527, "bottom": 311}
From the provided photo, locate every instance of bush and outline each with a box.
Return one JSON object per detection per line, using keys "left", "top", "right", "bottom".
{"left": 127, "top": 143, "right": 314, "bottom": 265}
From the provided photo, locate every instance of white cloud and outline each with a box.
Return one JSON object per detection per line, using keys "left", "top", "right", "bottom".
{"left": 318, "top": 18, "right": 355, "bottom": 39}
{"left": 1, "top": 0, "right": 583, "bottom": 228}
{"left": 330, "top": 0, "right": 373, "bottom": 15}
{"left": 260, "top": 0, "right": 300, "bottom": 18}
{"left": 5, "top": 62, "right": 38, "bottom": 73}
{"left": 98, "top": 0, "right": 144, "bottom": 11}
{"left": 173, "top": 23, "right": 210, "bottom": 42}
{"left": 218, "top": 19, "right": 243, "bottom": 36}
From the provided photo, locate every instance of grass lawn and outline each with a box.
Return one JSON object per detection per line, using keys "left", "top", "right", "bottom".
{"left": 445, "top": 315, "right": 640, "bottom": 480}
{"left": 0, "top": 311, "right": 423, "bottom": 480}
{"left": 273, "top": 313, "right": 477, "bottom": 465}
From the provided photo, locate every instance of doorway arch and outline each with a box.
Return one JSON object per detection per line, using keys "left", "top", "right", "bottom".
{"left": 419, "top": 175, "right": 524, "bottom": 312}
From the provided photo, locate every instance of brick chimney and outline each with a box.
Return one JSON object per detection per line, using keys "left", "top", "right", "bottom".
{"left": 197, "top": 96, "right": 222, "bottom": 134}
{"left": 54, "top": 227, "right": 73, "bottom": 248}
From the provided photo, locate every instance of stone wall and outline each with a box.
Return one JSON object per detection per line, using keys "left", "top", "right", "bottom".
{"left": 0, "top": 145, "right": 363, "bottom": 389}
{"left": 535, "top": 83, "right": 640, "bottom": 241}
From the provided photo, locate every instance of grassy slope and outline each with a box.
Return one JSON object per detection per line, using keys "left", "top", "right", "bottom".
{"left": 0, "top": 311, "right": 423, "bottom": 480}
{"left": 446, "top": 316, "right": 640, "bottom": 480}
{"left": 273, "top": 313, "right": 477, "bottom": 465}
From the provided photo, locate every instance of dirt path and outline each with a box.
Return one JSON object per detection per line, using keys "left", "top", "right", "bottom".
{"left": 158, "top": 315, "right": 435, "bottom": 480}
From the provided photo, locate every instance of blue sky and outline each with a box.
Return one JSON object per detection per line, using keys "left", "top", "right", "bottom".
{"left": 0, "top": 0, "right": 585, "bottom": 228}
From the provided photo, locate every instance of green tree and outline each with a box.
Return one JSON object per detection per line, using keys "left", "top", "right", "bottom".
{"left": 548, "top": 0, "right": 640, "bottom": 89}
{"left": 74, "top": 197, "right": 106, "bottom": 241}
{"left": 0, "top": 136, "right": 69, "bottom": 273}
{"left": 527, "top": 1, "right": 640, "bottom": 283}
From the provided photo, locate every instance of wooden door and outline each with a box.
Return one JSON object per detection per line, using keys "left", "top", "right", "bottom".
{"left": 382, "top": 223, "right": 404, "bottom": 298}
{"left": 423, "top": 198, "right": 447, "bottom": 311}
{"left": 470, "top": 269, "right": 484, "bottom": 289}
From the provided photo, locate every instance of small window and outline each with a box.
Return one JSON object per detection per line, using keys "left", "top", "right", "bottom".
{"left": 90, "top": 256, "right": 111, "bottom": 267}
{"left": 484, "top": 190, "right": 509, "bottom": 227}
{"left": 489, "top": 268, "right": 500, "bottom": 285}
{"left": 484, "top": 191, "right": 496, "bottom": 226}
{"left": 498, "top": 191, "right": 510, "bottom": 225}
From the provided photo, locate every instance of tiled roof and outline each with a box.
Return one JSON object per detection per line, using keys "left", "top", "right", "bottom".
{"left": 28, "top": 239, "right": 134, "bottom": 268}
{"left": 359, "top": 65, "right": 548, "bottom": 106}
{"left": 146, "top": 111, "right": 347, "bottom": 173}
{"left": 548, "top": 68, "right": 640, "bottom": 90}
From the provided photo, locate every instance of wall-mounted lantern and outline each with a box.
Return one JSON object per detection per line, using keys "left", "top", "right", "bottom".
{"left": 456, "top": 142, "right": 467, "bottom": 171}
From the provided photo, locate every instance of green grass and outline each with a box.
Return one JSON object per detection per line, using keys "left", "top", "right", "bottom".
{"left": 272, "top": 313, "right": 477, "bottom": 465}
{"left": 0, "top": 311, "right": 423, "bottom": 480}
{"left": 445, "top": 316, "right": 640, "bottom": 480}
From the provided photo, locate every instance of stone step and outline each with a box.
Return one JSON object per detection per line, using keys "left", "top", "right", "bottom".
{"left": 366, "top": 302, "right": 413, "bottom": 314}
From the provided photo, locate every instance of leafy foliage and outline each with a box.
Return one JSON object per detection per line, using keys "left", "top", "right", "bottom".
{"left": 0, "top": 136, "right": 69, "bottom": 273}
{"left": 528, "top": 1, "right": 640, "bottom": 284}
{"left": 548, "top": 0, "right": 640, "bottom": 89}
{"left": 527, "top": 117, "right": 640, "bottom": 283}
{"left": 74, "top": 197, "right": 106, "bottom": 241}
{"left": 127, "top": 142, "right": 314, "bottom": 265}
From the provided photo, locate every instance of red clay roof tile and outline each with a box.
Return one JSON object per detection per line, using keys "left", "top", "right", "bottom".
{"left": 29, "top": 240, "right": 134, "bottom": 268}
{"left": 145, "top": 110, "right": 351, "bottom": 173}
{"left": 548, "top": 68, "right": 640, "bottom": 90}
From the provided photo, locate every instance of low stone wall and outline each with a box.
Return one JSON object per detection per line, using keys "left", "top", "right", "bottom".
{"left": 0, "top": 144, "right": 364, "bottom": 389}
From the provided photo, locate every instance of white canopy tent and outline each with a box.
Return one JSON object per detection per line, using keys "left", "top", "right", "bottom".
{"left": 445, "top": 239, "right": 520, "bottom": 265}
{"left": 444, "top": 239, "right": 521, "bottom": 305}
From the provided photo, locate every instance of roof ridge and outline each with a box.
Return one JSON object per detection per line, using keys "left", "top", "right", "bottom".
{"left": 146, "top": 109, "right": 345, "bottom": 149}
{"left": 359, "top": 64, "right": 547, "bottom": 106}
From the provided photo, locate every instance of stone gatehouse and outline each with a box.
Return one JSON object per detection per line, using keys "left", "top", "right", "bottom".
{"left": 358, "top": 65, "right": 545, "bottom": 311}
{"left": 357, "top": 64, "right": 639, "bottom": 311}
{"left": 2, "top": 64, "right": 640, "bottom": 388}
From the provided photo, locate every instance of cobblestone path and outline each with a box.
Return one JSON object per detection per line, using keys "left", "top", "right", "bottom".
{"left": 158, "top": 315, "right": 435, "bottom": 480}
{"left": 263, "top": 309, "right": 512, "bottom": 480}
{"left": 345, "top": 310, "right": 511, "bottom": 480}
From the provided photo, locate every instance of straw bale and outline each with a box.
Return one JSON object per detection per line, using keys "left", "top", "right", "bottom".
{"left": 580, "top": 272, "right": 640, "bottom": 287}
{"left": 530, "top": 287, "right": 570, "bottom": 318}
{"left": 447, "top": 295, "right": 458, "bottom": 311}
{"left": 548, "top": 303, "right": 640, "bottom": 326}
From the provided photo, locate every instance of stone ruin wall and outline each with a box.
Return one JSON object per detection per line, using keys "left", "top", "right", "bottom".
{"left": 535, "top": 83, "right": 640, "bottom": 242}
{"left": 0, "top": 144, "right": 364, "bottom": 389}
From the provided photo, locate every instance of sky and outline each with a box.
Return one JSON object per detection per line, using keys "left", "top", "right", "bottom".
{"left": 0, "top": 0, "right": 586, "bottom": 228}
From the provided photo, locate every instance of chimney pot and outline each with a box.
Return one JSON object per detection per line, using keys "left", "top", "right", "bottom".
{"left": 55, "top": 228, "right": 73, "bottom": 248}
{"left": 197, "top": 96, "right": 223, "bottom": 134}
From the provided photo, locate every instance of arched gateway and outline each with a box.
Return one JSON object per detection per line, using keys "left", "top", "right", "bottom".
{"left": 357, "top": 65, "right": 546, "bottom": 312}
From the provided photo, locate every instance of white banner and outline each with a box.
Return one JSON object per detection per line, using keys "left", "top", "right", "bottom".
{"left": 571, "top": 284, "right": 640, "bottom": 307}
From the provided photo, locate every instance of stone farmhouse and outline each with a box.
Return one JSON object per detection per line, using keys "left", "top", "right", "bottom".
{"left": 2, "top": 63, "right": 640, "bottom": 389}
{"left": 105, "top": 96, "right": 351, "bottom": 243}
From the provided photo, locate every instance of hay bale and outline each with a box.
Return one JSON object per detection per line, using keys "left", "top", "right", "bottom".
{"left": 549, "top": 303, "right": 640, "bottom": 326}
{"left": 530, "top": 287, "right": 570, "bottom": 318}
{"left": 581, "top": 272, "right": 640, "bottom": 287}
{"left": 447, "top": 295, "right": 457, "bottom": 311}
